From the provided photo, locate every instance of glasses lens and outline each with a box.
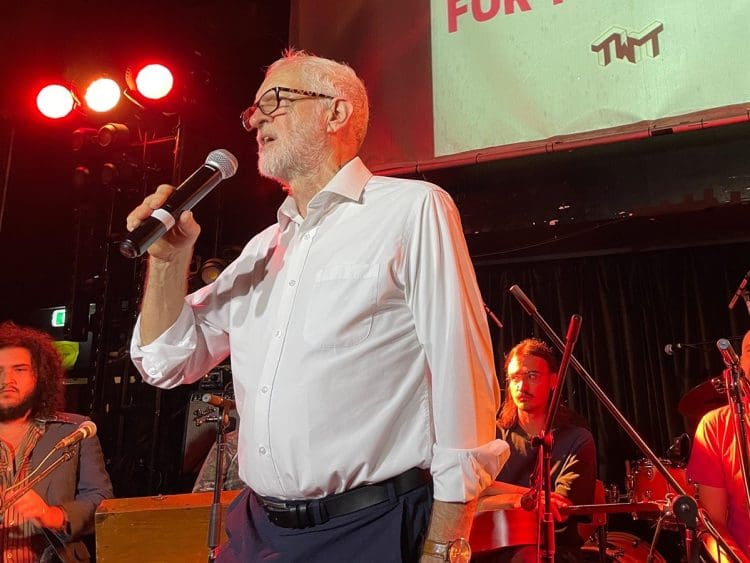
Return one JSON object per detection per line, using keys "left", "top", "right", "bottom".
{"left": 258, "top": 88, "right": 279, "bottom": 115}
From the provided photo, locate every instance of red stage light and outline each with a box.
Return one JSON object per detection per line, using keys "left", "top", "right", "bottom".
{"left": 85, "top": 78, "right": 121, "bottom": 112}
{"left": 135, "top": 64, "right": 174, "bottom": 100}
{"left": 36, "top": 84, "right": 75, "bottom": 119}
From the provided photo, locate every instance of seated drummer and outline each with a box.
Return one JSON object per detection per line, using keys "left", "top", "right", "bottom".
{"left": 473, "top": 338, "right": 597, "bottom": 563}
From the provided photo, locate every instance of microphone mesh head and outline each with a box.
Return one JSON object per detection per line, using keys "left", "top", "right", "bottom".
{"left": 206, "top": 149, "right": 239, "bottom": 179}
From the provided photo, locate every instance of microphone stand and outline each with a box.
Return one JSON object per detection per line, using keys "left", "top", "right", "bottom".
{"left": 0, "top": 446, "right": 76, "bottom": 518}
{"left": 508, "top": 285, "right": 741, "bottom": 563}
{"left": 531, "top": 314, "right": 582, "bottom": 563}
{"left": 717, "top": 340, "right": 750, "bottom": 521}
{"left": 207, "top": 400, "right": 235, "bottom": 562}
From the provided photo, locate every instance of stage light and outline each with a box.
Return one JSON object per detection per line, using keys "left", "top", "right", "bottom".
{"left": 84, "top": 78, "right": 121, "bottom": 112}
{"left": 72, "top": 166, "right": 91, "bottom": 189}
{"left": 101, "top": 162, "right": 119, "bottom": 186}
{"left": 199, "top": 258, "right": 227, "bottom": 285}
{"left": 135, "top": 64, "right": 174, "bottom": 100}
{"left": 72, "top": 127, "right": 98, "bottom": 151}
{"left": 36, "top": 84, "right": 75, "bottom": 118}
{"left": 97, "top": 123, "right": 130, "bottom": 148}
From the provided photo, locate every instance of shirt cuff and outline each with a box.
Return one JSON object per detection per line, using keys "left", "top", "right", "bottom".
{"left": 129, "top": 304, "right": 198, "bottom": 388}
{"left": 431, "top": 439, "right": 510, "bottom": 502}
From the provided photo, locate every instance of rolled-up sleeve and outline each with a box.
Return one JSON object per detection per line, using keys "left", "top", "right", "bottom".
{"left": 405, "top": 186, "right": 508, "bottom": 502}
{"left": 130, "top": 290, "right": 231, "bottom": 388}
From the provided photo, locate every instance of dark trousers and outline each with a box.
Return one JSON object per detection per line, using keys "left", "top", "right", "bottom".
{"left": 216, "top": 482, "right": 433, "bottom": 563}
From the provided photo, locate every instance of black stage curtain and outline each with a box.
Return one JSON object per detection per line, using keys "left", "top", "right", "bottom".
{"left": 476, "top": 241, "right": 750, "bottom": 485}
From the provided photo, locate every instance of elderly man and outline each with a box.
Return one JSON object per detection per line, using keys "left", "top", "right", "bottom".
{"left": 127, "top": 50, "right": 506, "bottom": 562}
{"left": 0, "top": 322, "right": 113, "bottom": 562}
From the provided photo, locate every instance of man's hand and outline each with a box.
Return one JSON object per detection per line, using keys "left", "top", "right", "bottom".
{"left": 125, "top": 184, "right": 201, "bottom": 262}
{"left": 6, "top": 489, "right": 66, "bottom": 530}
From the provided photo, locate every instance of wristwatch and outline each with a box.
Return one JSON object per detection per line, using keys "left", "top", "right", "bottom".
{"left": 421, "top": 537, "right": 472, "bottom": 562}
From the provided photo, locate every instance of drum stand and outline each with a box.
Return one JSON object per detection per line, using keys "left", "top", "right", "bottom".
{"left": 508, "top": 285, "right": 741, "bottom": 563}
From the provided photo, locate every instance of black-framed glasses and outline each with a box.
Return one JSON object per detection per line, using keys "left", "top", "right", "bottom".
{"left": 240, "top": 86, "right": 335, "bottom": 130}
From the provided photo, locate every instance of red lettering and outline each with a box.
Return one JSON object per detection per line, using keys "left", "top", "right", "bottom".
{"left": 504, "top": 0, "right": 532, "bottom": 14}
{"left": 472, "top": 0, "right": 500, "bottom": 23}
{"left": 448, "top": 0, "right": 469, "bottom": 33}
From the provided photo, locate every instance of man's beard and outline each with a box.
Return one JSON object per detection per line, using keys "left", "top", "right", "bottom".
{"left": 0, "top": 390, "right": 37, "bottom": 422}
{"left": 257, "top": 115, "right": 328, "bottom": 184}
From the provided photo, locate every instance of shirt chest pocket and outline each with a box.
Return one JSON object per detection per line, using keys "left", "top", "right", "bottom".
{"left": 303, "top": 263, "right": 380, "bottom": 348}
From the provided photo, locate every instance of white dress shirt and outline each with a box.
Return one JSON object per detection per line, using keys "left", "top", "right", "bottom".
{"left": 131, "top": 157, "right": 508, "bottom": 502}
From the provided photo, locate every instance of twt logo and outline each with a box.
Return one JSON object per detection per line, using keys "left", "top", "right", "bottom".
{"left": 591, "top": 21, "right": 664, "bottom": 66}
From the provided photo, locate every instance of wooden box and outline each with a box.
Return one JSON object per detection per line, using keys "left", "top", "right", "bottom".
{"left": 95, "top": 490, "right": 242, "bottom": 563}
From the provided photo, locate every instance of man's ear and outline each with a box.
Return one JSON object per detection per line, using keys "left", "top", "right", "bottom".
{"left": 326, "top": 98, "right": 354, "bottom": 133}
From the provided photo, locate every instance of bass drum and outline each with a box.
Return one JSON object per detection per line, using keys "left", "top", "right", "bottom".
{"left": 581, "top": 532, "right": 666, "bottom": 562}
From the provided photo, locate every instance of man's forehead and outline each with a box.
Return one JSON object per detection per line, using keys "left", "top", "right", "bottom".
{"left": 257, "top": 67, "right": 303, "bottom": 95}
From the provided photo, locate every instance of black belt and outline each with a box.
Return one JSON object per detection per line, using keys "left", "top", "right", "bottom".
{"left": 256, "top": 467, "right": 431, "bottom": 529}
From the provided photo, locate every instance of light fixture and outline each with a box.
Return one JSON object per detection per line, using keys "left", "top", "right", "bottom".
{"left": 71, "top": 127, "right": 98, "bottom": 151}
{"left": 72, "top": 166, "right": 91, "bottom": 189}
{"left": 84, "top": 78, "right": 121, "bottom": 112}
{"left": 101, "top": 162, "right": 119, "bottom": 186}
{"left": 36, "top": 84, "right": 76, "bottom": 119}
{"left": 97, "top": 123, "right": 130, "bottom": 148}
{"left": 135, "top": 64, "right": 174, "bottom": 100}
{"left": 199, "top": 258, "right": 227, "bottom": 285}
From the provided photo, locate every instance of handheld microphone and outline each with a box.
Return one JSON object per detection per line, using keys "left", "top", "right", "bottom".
{"left": 118, "top": 149, "right": 239, "bottom": 258}
{"left": 728, "top": 270, "right": 750, "bottom": 310}
{"left": 53, "top": 421, "right": 97, "bottom": 450}
{"left": 201, "top": 393, "right": 236, "bottom": 411}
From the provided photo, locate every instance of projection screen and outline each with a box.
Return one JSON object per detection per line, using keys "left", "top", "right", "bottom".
{"left": 290, "top": 1, "right": 750, "bottom": 173}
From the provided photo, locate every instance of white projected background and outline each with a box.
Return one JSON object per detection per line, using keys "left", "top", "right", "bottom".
{"left": 430, "top": 1, "right": 750, "bottom": 158}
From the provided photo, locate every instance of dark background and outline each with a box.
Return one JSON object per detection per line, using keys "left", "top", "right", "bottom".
{"left": 1, "top": 2, "right": 749, "bottom": 530}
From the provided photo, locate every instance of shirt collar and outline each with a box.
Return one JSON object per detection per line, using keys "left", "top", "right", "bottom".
{"left": 276, "top": 156, "right": 373, "bottom": 230}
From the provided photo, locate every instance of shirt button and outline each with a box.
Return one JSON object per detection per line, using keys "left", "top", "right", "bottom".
{"left": 273, "top": 329, "right": 282, "bottom": 338}
{"left": 303, "top": 233, "right": 310, "bottom": 240}
{"left": 261, "top": 385, "right": 269, "bottom": 394}
{"left": 259, "top": 446, "right": 267, "bottom": 455}
{"left": 288, "top": 279, "right": 296, "bottom": 286}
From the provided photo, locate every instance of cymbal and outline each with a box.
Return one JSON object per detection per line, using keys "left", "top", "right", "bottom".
{"left": 678, "top": 379, "right": 726, "bottom": 419}
{"left": 561, "top": 502, "right": 662, "bottom": 517}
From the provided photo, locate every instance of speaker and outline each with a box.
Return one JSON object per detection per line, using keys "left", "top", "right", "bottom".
{"left": 181, "top": 389, "right": 237, "bottom": 476}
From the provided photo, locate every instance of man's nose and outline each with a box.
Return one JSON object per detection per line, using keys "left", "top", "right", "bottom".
{"left": 248, "top": 107, "right": 269, "bottom": 130}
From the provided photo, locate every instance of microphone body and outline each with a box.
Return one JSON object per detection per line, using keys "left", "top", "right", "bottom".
{"left": 119, "top": 149, "right": 238, "bottom": 258}
{"left": 202, "top": 393, "right": 236, "bottom": 411}
{"left": 728, "top": 271, "right": 750, "bottom": 310}
{"left": 717, "top": 338, "right": 741, "bottom": 370}
{"left": 53, "top": 421, "right": 97, "bottom": 450}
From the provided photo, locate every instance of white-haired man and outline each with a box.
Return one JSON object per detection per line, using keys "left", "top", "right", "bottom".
{"left": 128, "top": 50, "right": 507, "bottom": 562}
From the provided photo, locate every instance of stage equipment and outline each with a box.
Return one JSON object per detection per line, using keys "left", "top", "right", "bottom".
{"left": 716, "top": 339, "right": 750, "bottom": 525}
{"left": 97, "top": 123, "right": 130, "bottom": 148}
{"left": 84, "top": 78, "right": 121, "bottom": 112}
{"left": 71, "top": 127, "right": 99, "bottom": 151}
{"left": 36, "top": 84, "right": 76, "bottom": 119}
{"left": 95, "top": 490, "right": 241, "bottom": 563}
{"left": 508, "top": 284, "right": 740, "bottom": 563}
{"left": 182, "top": 387, "right": 237, "bottom": 476}
{"left": 199, "top": 258, "right": 227, "bottom": 285}
{"left": 134, "top": 64, "right": 174, "bottom": 100}
{"left": 728, "top": 270, "right": 750, "bottom": 315}
{"left": 118, "top": 148, "right": 238, "bottom": 258}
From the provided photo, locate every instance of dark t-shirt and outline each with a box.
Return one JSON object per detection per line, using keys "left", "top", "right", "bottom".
{"left": 497, "top": 411, "right": 597, "bottom": 548}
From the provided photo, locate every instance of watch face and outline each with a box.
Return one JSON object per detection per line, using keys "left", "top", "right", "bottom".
{"left": 448, "top": 538, "right": 471, "bottom": 563}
